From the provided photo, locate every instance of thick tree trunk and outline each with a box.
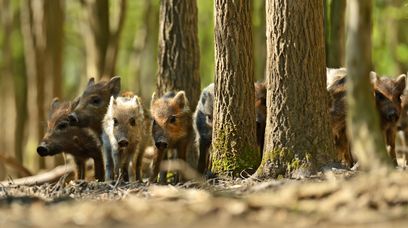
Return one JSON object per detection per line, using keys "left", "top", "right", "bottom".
{"left": 346, "top": 0, "right": 392, "bottom": 169}
{"left": 211, "top": 0, "right": 260, "bottom": 176}
{"left": 156, "top": 0, "right": 201, "bottom": 110}
{"left": 256, "top": 0, "right": 335, "bottom": 178}
{"left": 328, "top": 0, "right": 346, "bottom": 68}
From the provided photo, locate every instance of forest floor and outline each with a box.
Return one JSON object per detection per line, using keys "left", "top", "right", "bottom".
{"left": 1, "top": 167, "right": 408, "bottom": 228}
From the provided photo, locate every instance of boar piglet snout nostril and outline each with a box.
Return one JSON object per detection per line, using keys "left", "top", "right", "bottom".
{"left": 37, "top": 144, "right": 49, "bottom": 156}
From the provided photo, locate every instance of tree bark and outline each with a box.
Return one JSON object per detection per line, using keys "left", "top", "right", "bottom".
{"left": 346, "top": 0, "right": 392, "bottom": 169}
{"left": 327, "top": 0, "right": 346, "bottom": 68}
{"left": 156, "top": 0, "right": 201, "bottom": 110}
{"left": 256, "top": 0, "right": 335, "bottom": 178}
{"left": 211, "top": 0, "right": 260, "bottom": 176}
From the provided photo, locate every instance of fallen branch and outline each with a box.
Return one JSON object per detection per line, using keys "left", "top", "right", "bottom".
{"left": 0, "top": 153, "right": 33, "bottom": 177}
{"left": 0, "top": 164, "right": 75, "bottom": 187}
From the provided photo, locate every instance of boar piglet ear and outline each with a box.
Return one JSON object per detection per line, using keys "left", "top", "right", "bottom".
{"left": 109, "top": 76, "right": 121, "bottom": 98}
{"left": 369, "top": 71, "right": 379, "bottom": 84}
{"left": 48, "top": 97, "right": 60, "bottom": 119}
{"left": 109, "top": 96, "right": 117, "bottom": 107}
{"left": 71, "top": 97, "right": 80, "bottom": 110}
{"left": 50, "top": 97, "right": 60, "bottom": 111}
{"left": 131, "top": 96, "right": 141, "bottom": 106}
{"left": 87, "top": 77, "right": 95, "bottom": 88}
{"left": 173, "top": 91, "right": 189, "bottom": 109}
{"left": 395, "top": 74, "right": 406, "bottom": 96}
{"left": 150, "top": 92, "right": 158, "bottom": 109}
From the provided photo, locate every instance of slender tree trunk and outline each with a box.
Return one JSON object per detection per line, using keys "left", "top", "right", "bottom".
{"left": 103, "top": 0, "right": 126, "bottom": 79}
{"left": 328, "top": 0, "right": 346, "bottom": 68}
{"left": 256, "top": 0, "right": 335, "bottom": 178}
{"left": 128, "top": 0, "right": 153, "bottom": 97}
{"left": 80, "top": 0, "right": 126, "bottom": 80}
{"left": 346, "top": 0, "right": 392, "bottom": 169}
{"left": 156, "top": 0, "right": 201, "bottom": 110}
{"left": 81, "top": 0, "right": 110, "bottom": 79}
{"left": 0, "top": 0, "right": 16, "bottom": 177}
{"left": 21, "top": 0, "right": 48, "bottom": 170}
{"left": 44, "top": 0, "right": 65, "bottom": 166}
{"left": 211, "top": 0, "right": 260, "bottom": 176}
{"left": 386, "top": 0, "right": 404, "bottom": 74}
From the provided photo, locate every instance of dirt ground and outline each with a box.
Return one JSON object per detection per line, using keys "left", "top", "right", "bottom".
{"left": 1, "top": 167, "right": 408, "bottom": 228}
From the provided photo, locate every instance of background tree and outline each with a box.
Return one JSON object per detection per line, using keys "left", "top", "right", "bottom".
{"left": 327, "top": 0, "right": 346, "bottom": 68}
{"left": 80, "top": 0, "right": 126, "bottom": 80}
{"left": 45, "top": 0, "right": 65, "bottom": 166}
{"left": 346, "top": 0, "right": 392, "bottom": 169}
{"left": 253, "top": 0, "right": 266, "bottom": 80}
{"left": 155, "top": 0, "right": 200, "bottom": 110}
{"left": 21, "top": 0, "right": 48, "bottom": 169}
{"left": 256, "top": 0, "right": 335, "bottom": 178}
{"left": 211, "top": 0, "right": 260, "bottom": 176}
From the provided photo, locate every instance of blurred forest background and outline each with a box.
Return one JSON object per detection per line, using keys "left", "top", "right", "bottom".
{"left": 0, "top": 0, "right": 407, "bottom": 178}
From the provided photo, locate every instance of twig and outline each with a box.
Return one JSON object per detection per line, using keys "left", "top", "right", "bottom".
{"left": 0, "top": 164, "right": 75, "bottom": 187}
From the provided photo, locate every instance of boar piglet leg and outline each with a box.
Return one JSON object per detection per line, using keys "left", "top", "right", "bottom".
{"left": 149, "top": 148, "right": 166, "bottom": 184}
{"left": 75, "top": 158, "right": 86, "bottom": 180}
{"left": 102, "top": 132, "right": 114, "bottom": 181}
{"left": 135, "top": 148, "right": 144, "bottom": 182}
{"left": 386, "top": 129, "right": 398, "bottom": 166}
{"left": 197, "top": 137, "right": 211, "bottom": 174}
{"left": 93, "top": 153, "right": 105, "bottom": 181}
{"left": 175, "top": 141, "right": 189, "bottom": 183}
{"left": 120, "top": 152, "right": 133, "bottom": 182}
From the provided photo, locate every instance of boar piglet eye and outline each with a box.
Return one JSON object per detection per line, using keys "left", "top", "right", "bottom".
{"left": 113, "top": 118, "right": 119, "bottom": 126}
{"left": 57, "top": 122, "right": 68, "bottom": 131}
{"left": 90, "top": 96, "right": 102, "bottom": 106}
{"left": 129, "top": 117, "right": 136, "bottom": 126}
{"left": 168, "top": 115, "right": 177, "bottom": 124}
{"left": 375, "top": 91, "right": 385, "bottom": 101}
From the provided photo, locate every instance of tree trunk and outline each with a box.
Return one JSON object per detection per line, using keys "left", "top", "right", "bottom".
{"left": 21, "top": 0, "right": 48, "bottom": 170}
{"left": 256, "top": 0, "right": 335, "bottom": 178}
{"left": 156, "top": 0, "right": 201, "bottom": 110}
{"left": 103, "top": 0, "right": 126, "bottom": 79}
{"left": 44, "top": 0, "right": 65, "bottom": 166}
{"left": 211, "top": 0, "right": 260, "bottom": 176}
{"left": 327, "top": 0, "right": 346, "bottom": 68}
{"left": 128, "top": 0, "right": 153, "bottom": 98}
{"left": 346, "top": 0, "right": 392, "bottom": 169}
{"left": 81, "top": 0, "right": 110, "bottom": 79}
{"left": 0, "top": 0, "right": 17, "bottom": 177}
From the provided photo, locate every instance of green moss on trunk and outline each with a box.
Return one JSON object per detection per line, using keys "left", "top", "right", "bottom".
{"left": 257, "top": 148, "right": 313, "bottom": 178}
{"left": 211, "top": 128, "right": 261, "bottom": 176}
